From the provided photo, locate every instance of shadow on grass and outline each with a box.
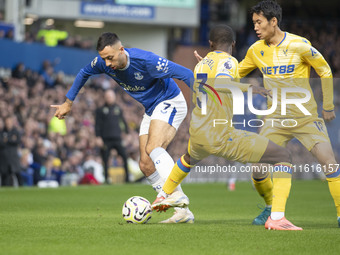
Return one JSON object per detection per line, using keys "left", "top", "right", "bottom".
{"left": 138, "top": 219, "right": 252, "bottom": 225}
{"left": 195, "top": 219, "right": 250, "bottom": 225}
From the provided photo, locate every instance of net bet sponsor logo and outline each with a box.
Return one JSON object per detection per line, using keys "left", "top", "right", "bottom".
{"left": 261, "top": 64, "right": 295, "bottom": 75}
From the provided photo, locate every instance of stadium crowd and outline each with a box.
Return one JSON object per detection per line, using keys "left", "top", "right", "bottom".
{"left": 0, "top": 61, "right": 147, "bottom": 186}
{"left": 1, "top": 19, "right": 340, "bottom": 187}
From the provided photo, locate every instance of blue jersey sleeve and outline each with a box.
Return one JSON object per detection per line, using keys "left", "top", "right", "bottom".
{"left": 146, "top": 53, "right": 194, "bottom": 87}
{"left": 66, "top": 56, "right": 103, "bottom": 101}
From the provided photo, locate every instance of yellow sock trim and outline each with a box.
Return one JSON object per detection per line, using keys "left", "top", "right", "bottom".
{"left": 252, "top": 173, "right": 273, "bottom": 206}
{"left": 327, "top": 176, "right": 340, "bottom": 217}
{"left": 271, "top": 162, "right": 292, "bottom": 212}
{"left": 180, "top": 155, "right": 194, "bottom": 168}
{"left": 163, "top": 156, "right": 190, "bottom": 195}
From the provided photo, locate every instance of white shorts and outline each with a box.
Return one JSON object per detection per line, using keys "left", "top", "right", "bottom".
{"left": 139, "top": 92, "right": 187, "bottom": 136}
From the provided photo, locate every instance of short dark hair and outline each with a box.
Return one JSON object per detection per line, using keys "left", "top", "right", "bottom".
{"left": 250, "top": 0, "right": 282, "bottom": 26}
{"left": 96, "top": 32, "right": 120, "bottom": 51}
{"left": 209, "top": 24, "right": 235, "bottom": 47}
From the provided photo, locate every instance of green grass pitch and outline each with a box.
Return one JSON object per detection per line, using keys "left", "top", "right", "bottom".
{"left": 0, "top": 180, "right": 339, "bottom": 255}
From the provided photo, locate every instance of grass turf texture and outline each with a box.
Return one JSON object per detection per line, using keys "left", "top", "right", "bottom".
{"left": 0, "top": 180, "right": 339, "bottom": 255}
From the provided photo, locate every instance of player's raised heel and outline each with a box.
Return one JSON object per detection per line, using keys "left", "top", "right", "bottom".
{"left": 160, "top": 207, "right": 194, "bottom": 224}
{"left": 265, "top": 216, "right": 303, "bottom": 230}
{"left": 152, "top": 191, "right": 189, "bottom": 212}
{"left": 252, "top": 206, "right": 271, "bottom": 225}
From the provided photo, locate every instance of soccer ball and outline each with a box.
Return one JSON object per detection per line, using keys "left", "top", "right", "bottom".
{"left": 122, "top": 196, "right": 152, "bottom": 224}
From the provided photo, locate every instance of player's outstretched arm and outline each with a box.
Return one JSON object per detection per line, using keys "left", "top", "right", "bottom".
{"left": 50, "top": 99, "right": 73, "bottom": 120}
{"left": 301, "top": 43, "right": 335, "bottom": 120}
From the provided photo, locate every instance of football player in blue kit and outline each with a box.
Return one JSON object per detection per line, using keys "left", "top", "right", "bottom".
{"left": 51, "top": 32, "right": 194, "bottom": 223}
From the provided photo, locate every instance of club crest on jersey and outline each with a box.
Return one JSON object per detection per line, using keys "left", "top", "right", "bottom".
{"left": 260, "top": 51, "right": 264, "bottom": 56}
{"left": 134, "top": 72, "right": 144, "bottom": 80}
{"left": 283, "top": 49, "right": 288, "bottom": 56}
{"left": 91, "top": 57, "right": 98, "bottom": 68}
{"left": 224, "top": 60, "right": 232, "bottom": 70}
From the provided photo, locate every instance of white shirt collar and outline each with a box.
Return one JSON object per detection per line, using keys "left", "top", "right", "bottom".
{"left": 118, "top": 49, "right": 130, "bottom": 71}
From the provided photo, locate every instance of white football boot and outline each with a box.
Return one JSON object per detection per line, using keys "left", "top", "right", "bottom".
{"left": 152, "top": 191, "right": 189, "bottom": 212}
{"left": 160, "top": 207, "right": 195, "bottom": 224}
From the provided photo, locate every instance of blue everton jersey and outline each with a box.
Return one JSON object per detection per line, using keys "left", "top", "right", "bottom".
{"left": 66, "top": 48, "right": 193, "bottom": 115}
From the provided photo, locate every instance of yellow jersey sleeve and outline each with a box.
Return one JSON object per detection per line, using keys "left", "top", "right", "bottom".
{"left": 238, "top": 46, "right": 258, "bottom": 78}
{"left": 215, "top": 57, "right": 237, "bottom": 78}
{"left": 300, "top": 43, "right": 332, "bottom": 78}
{"left": 214, "top": 57, "right": 250, "bottom": 92}
{"left": 300, "top": 43, "right": 334, "bottom": 111}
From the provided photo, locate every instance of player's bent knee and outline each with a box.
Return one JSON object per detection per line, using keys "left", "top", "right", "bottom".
{"left": 145, "top": 143, "right": 160, "bottom": 156}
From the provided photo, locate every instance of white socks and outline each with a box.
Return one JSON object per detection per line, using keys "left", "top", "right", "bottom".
{"left": 271, "top": 212, "right": 284, "bottom": 221}
{"left": 149, "top": 147, "right": 183, "bottom": 193}
{"left": 146, "top": 170, "right": 163, "bottom": 193}
{"left": 149, "top": 147, "right": 175, "bottom": 180}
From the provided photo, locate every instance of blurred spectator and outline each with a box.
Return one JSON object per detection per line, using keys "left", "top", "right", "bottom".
{"left": 39, "top": 60, "right": 56, "bottom": 88}
{"left": 51, "top": 157, "right": 65, "bottom": 184}
{"left": 0, "top": 118, "right": 7, "bottom": 186}
{"left": 42, "top": 155, "right": 65, "bottom": 183}
{"left": 24, "top": 68, "right": 39, "bottom": 88}
{"left": 1, "top": 116, "right": 22, "bottom": 186}
{"left": 83, "top": 154, "right": 105, "bottom": 184}
{"left": 95, "top": 89, "right": 130, "bottom": 183}
{"left": 12, "top": 63, "right": 26, "bottom": 79}
{"left": 36, "top": 25, "right": 68, "bottom": 47}
{"left": 60, "top": 150, "right": 83, "bottom": 186}
{"left": 5, "top": 29, "right": 14, "bottom": 40}
{"left": 20, "top": 148, "right": 34, "bottom": 186}
{"left": 41, "top": 66, "right": 55, "bottom": 88}
{"left": 33, "top": 141, "right": 48, "bottom": 167}
{"left": 54, "top": 71, "right": 67, "bottom": 88}
{"left": 24, "top": 31, "right": 35, "bottom": 43}
{"left": 0, "top": 13, "right": 14, "bottom": 41}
